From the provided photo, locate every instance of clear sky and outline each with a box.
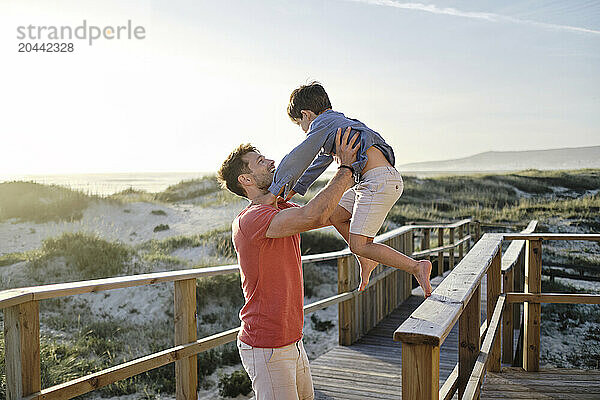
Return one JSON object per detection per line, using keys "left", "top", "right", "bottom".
{"left": 1, "top": 0, "right": 599, "bottom": 176}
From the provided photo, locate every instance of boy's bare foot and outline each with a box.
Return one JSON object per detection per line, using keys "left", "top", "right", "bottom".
{"left": 358, "top": 257, "right": 379, "bottom": 291}
{"left": 414, "top": 260, "right": 433, "bottom": 298}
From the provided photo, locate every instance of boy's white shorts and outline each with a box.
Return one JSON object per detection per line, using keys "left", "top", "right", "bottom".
{"left": 339, "top": 166, "right": 404, "bottom": 237}
{"left": 237, "top": 338, "right": 314, "bottom": 400}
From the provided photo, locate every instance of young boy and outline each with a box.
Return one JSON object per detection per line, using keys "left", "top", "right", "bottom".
{"left": 268, "top": 82, "right": 432, "bottom": 297}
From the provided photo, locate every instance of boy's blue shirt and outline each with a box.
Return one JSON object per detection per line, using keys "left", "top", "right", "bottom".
{"left": 268, "top": 110, "right": 395, "bottom": 197}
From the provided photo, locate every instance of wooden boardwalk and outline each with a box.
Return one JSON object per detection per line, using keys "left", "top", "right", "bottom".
{"left": 311, "top": 273, "right": 487, "bottom": 399}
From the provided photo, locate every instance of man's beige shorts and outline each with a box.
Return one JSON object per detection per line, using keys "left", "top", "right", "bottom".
{"left": 339, "top": 166, "right": 404, "bottom": 237}
{"left": 237, "top": 338, "right": 314, "bottom": 400}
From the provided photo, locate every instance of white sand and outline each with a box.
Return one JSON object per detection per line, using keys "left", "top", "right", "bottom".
{"left": 0, "top": 199, "right": 247, "bottom": 255}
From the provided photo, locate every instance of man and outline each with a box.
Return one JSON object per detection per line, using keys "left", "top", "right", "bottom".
{"left": 217, "top": 128, "right": 359, "bottom": 400}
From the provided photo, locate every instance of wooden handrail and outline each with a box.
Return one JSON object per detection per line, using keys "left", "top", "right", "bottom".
{"left": 399, "top": 230, "right": 599, "bottom": 399}
{"left": 412, "top": 235, "right": 470, "bottom": 258}
{"left": 394, "top": 233, "right": 503, "bottom": 346}
{"left": 1, "top": 218, "right": 477, "bottom": 400}
{"left": 504, "top": 233, "right": 600, "bottom": 241}
{"left": 21, "top": 290, "right": 356, "bottom": 400}
{"left": 506, "top": 292, "right": 600, "bottom": 304}
{"left": 0, "top": 224, "right": 471, "bottom": 310}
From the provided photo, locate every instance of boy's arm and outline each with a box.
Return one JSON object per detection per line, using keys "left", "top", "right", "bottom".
{"left": 268, "top": 121, "right": 332, "bottom": 197}
{"left": 266, "top": 128, "right": 359, "bottom": 238}
{"left": 291, "top": 153, "right": 334, "bottom": 196}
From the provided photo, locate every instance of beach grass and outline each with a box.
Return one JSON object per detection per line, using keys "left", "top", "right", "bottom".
{"left": 0, "top": 181, "right": 96, "bottom": 223}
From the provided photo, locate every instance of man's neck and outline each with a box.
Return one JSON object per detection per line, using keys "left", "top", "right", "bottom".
{"left": 249, "top": 190, "right": 277, "bottom": 207}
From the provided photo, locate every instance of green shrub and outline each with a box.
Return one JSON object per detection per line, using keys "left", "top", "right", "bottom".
{"left": 151, "top": 209, "right": 167, "bottom": 216}
{"left": 196, "top": 274, "right": 244, "bottom": 309}
{"left": 0, "top": 181, "right": 95, "bottom": 223}
{"left": 0, "top": 251, "right": 30, "bottom": 267}
{"left": 218, "top": 369, "right": 252, "bottom": 397}
{"left": 153, "top": 224, "right": 170, "bottom": 232}
{"left": 31, "top": 232, "right": 132, "bottom": 279}
{"left": 311, "top": 314, "right": 334, "bottom": 331}
{"left": 301, "top": 231, "right": 346, "bottom": 255}
{"left": 154, "top": 176, "right": 221, "bottom": 203}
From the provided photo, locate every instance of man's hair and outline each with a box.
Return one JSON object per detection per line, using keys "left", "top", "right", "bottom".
{"left": 287, "top": 81, "right": 332, "bottom": 122}
{"left": 217, "top": 143, "right": 258, "bottom": 198}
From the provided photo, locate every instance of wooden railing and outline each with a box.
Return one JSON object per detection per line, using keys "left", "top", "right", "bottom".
{"left": 395, "top": 228, "right": 600, "bottom": 400}
{"left": 1, "top": 219, "right": 475, "bottom": 400}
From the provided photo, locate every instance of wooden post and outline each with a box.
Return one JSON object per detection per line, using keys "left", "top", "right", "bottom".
{"left": 459, "top": 286, "right": 480, "bottom": 399}
{"left": 458, "top": 284, "right": 481, "bottom": 399}
{"left": 458, "top": 225, "right": 464, "bottom": 260}
{"left": 174, "top": 279, "right": 198, "bottom": 400}
{"left": 475, "top": 221, "right": 481, "bottom": 242}
{"left": 466, "top": 222, "right": 472, "bottom": 252}
{"left": 338, "top": 256, "right": 354, "bottom": 345}
{"left": 4, "top": 301, "right": 41, "bottom": 400}
{"left": 502, "top": 268, "right": 515, "bottom": 364}
{"left": 404, "top": 231, "right": 414, "bottom": 296}
{"left": 449, "top": 228, "right": 455, "bottom": 270}
{"left": 513, "top": 251, "right": 525, "bottom": 367}
{"left": 487, "top": 251, "right": 501, "bottom": 372}
{"left": 422, "top": 228, "right": 431, "bottom": 261}
{"left": 402, "top": 344, "right": 440, "bottom": 400}
{"left": 524, "top": 239, "right": 542, "bottom": 372}
{"left": 437, "top": 227, "right": 444, "bottom": 276}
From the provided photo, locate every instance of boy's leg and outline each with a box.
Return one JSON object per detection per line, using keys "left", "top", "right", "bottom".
{"left": 330, "top": 200, "right": 379, "bottom": 276}
{"left": 349, "top": 167, "right": 432, "bottom": 296}
{"left": 349, "top": 233, "right": 432, "bottom": 296}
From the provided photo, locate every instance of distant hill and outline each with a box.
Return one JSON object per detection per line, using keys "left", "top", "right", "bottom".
{"left": 399, "top": 145, "right": 600, "bottom": 172}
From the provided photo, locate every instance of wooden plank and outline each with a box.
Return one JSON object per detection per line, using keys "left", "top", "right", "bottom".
{"left": 523, "top": 239, "right": 541, "bottom": 372}
{"left": 458, "top": 285, "right": 480, "bottom": 399}
{"left": 412, "top": 235, "right": 471, "bottom": 258}
{"left": 174, "top": 279, "right": 197, "bottom": 400}
{"left": 506, "top": 293, "right": 600, "bottom": 304}
{"left": 395, "top": 234, "right": 503, "bottom": 346}
{"left": 487, "top": 251, "right": 501, "bottom": 372}
{"left": 439, "top": 363, "right": 458, "bottom": 400}
{"left": 438, "top": 227, "right": 445, "bottom": 276}
{"left": 464, "top": 295, "right": 505, "bottom": 400}
{"left": 502, "top": 269, "right": 514, "bottom": 364}
{"left": 458, "top": 225, "right": 464, "bottom": 260}
{"left": 4, "top": 301, "right": 41, "bottom": 400}
{"left": 501, "top": 221, "right": 537, "bottom": 273}
{"left": 504, "top": 233, "right": 600, "bottom": 241}
{"left": 422, "top": 228, "right": 431, "bottom": 261}
{"left": 449, "top": 228, "right": 455, "bottom": 270}
{"left": 402, "top": 343, "right": 440, "bottom": 400}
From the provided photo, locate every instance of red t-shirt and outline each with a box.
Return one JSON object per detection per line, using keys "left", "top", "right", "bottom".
{"left": 233, "top": 201, "right": 303, "bottom": 348}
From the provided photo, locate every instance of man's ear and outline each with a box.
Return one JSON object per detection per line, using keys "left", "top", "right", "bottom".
{"left": 237, "top": 173, "right": 253, "bottom": 188}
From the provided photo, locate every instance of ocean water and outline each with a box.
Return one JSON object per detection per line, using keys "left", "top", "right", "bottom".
{"left": 1, "top": 172, "right": 213, "bottom": 196}
{"left": 0, "top": 169, "right": 500, "bottom": 197}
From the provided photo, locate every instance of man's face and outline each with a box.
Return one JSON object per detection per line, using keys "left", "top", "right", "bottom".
{"left": 243, "top": 152, "right": 275, "bottom": 191}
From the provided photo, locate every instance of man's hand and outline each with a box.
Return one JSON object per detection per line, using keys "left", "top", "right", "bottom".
{"left": 334, "top": 127, "right": 360, "bottom": 167}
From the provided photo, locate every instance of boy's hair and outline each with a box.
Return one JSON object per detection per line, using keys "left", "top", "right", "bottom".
{"left": 287, "top": 81, "right": 332, "bottom": 122}
{"left": 217, "top": 143, "right": 258, "bottom": 198}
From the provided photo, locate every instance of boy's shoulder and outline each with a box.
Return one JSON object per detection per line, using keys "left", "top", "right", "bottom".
{"left": 310, "top": 110, "right": 359, "bottom": 133}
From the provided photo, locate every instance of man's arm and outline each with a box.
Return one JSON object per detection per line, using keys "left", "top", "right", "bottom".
{"left": 268, "top": 120, "right": 331, "bottom": 198}
{"left": 266, "top": 128, "right": 358, "bottom": 238}
{"left": 291, "top": 153, "right": 334, "bottom": 196}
